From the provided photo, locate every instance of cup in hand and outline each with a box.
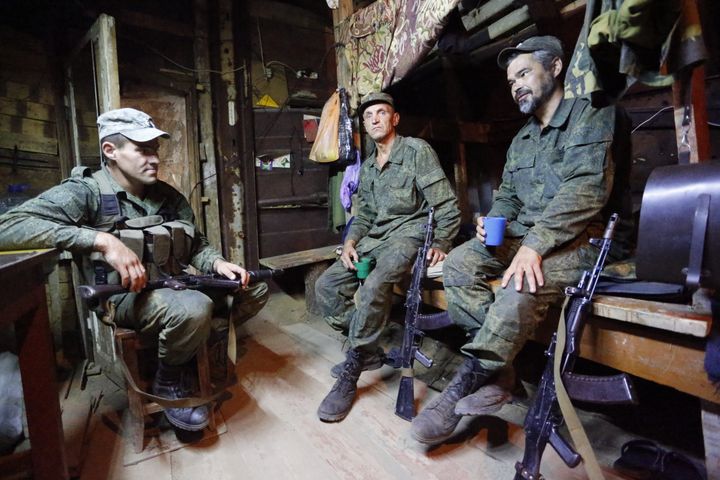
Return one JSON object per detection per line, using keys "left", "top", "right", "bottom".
{"left": 483, "top": 216, "right": 506, "bottom": 246}
{"left": 353, "top": 257, "right": 374, "bottom": 280}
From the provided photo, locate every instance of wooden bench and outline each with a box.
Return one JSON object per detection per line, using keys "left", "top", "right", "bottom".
{"left": 396, "top": 278, "right": 720, "bottom": 476}
{"left": 260, "top": 245, "right": 340, "bottom": 313}
{"left": 259, "top": 245, "right": 340, "bottom": 271}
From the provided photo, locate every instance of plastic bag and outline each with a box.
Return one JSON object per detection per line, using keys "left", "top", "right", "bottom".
{"left": 337, "top": 87, "right": 356, "bottom": 167}
{"left": 309, "top": 91, "right": 340, "bottom": 163}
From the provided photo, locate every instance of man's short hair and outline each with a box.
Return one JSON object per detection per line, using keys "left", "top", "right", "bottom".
{"left": 100, "top": 133, "right": 130, "bottom": 164}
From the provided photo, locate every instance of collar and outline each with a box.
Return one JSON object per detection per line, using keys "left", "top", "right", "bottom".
{"left": 518, "top": 97, "right": 576, "bottom": 138}
{"left": 100, "top": 166, "right": 165, "bottom": 214}
{"left": 519, "top": 98, "right": 577, "bottom": 138}
{"left": 547, "top": 96, "right": 575, "bottom": 129}
{"left": 370, "top": 135, "right": 405, "bottom": 170}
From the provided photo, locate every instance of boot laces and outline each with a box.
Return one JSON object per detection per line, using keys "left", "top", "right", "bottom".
{"left": 428, "top": 368, "right": 478, "bottom": 414}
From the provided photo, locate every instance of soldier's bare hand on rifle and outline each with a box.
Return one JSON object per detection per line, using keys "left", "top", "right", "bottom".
{"left": 426, "top": 247, "right": 446, "bottom": 266}
{"left": 340, "top": 239, "right": 359, "bottom": 270}
{"left": 214, "top": 259, "right": 249, "bottom": 287}
{"left": 94, "top": 232, "right": 147, "bottom": 292}
{"left": 502, "top": 245, "right": 544, "bottom": 293}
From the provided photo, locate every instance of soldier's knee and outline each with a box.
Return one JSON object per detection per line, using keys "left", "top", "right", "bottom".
{"left": 314, "top": 271, "right": 334, "bottom": 303}
{"left": 443, "top": 245, "right": 475, "bottom": 287}
{"left": 444, "top": 247, "right": 464, "bottom": 273}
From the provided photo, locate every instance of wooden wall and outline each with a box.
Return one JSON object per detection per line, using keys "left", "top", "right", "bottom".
{"left": 249, "top": 1, "right": 341, "bottom": 258}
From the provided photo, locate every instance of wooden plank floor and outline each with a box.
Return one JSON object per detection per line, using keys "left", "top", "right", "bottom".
{"left": 63, "top": 288, "right": 651, "bottom": 479}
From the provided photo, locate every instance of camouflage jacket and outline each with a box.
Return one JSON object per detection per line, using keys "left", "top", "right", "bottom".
{"left": 347, "top": 135, "right": 460, "bottom": 253}
{"left": 0, "top": 167, "right": 223, "bottom": 273}
{"left": 487, "top": 96, "right": 629, "bottom": 258}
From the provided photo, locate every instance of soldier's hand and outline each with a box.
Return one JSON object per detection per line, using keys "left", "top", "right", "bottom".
{"left": 214, "top": 259, "right": 249, "bottom": 287}
{"left": 94, "top": 232, "right": 147, "bottom": 292}
{"left": 340, "top": 240, "right": 359, "bottom": 270}
{"left": 475, "top": 216, "right": 487, "bottom": 243}
{"left": 426, "top": 247, "right": 446, "bottom": 267}
{"left": 502, "top": 245, "right": 543, "bottom": 293}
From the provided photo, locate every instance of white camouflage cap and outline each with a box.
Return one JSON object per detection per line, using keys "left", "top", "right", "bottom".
{"left": 97, "top": 108, "right": 170, "bottom": 142}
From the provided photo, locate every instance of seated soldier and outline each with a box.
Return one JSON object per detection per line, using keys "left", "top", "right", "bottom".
{"left": 0, "top": 108, "right": 268, "bottom": 434}
{"left": 411, "top": 36, "right": 633, "bottom": 444}
{"left": 314, "top": 92, "right": 461, "bottom": 422}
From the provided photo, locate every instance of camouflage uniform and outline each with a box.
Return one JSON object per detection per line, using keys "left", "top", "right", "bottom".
{"left": 316, "top": 135, "right": 460, "bottom": 351}
{"left": 443, "top": 96, "right": 630, "bottom": 372}
{"left": 0, "top": 167, "right": 268, "bottom": 365}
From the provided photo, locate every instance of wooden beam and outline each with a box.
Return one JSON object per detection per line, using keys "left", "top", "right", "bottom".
{"left": 117, "top": 9, "right": 194, "bottom": 38}
{"left": 399, "top": 115, "right": 492, "bottom": 143}
{"left": 525, "top": 0, "right": 562, "bottom": 34}
{"left": 248, "top": 0, "right": 331, "bottom": 32}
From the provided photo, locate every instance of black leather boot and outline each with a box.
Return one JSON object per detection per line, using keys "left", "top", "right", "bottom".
{"left": 410, "top": 357, "right": 490, "bottom": 444}
{"left": 330, "top": 347, "right": 385, "bottom": 378}
{"left": 317, "top": 348, "right": 366, "bottom": 422}
{"left": 153, "top": 360, "right": 210, "bottom": 432}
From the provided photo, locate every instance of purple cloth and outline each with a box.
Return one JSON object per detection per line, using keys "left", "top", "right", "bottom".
{"left": 340, "top": 150, "right": 361, "bottom": 211}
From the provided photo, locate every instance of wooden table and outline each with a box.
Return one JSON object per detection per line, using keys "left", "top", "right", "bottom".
{"left": 0, "top": 249, "right": 68, "bottom": 479}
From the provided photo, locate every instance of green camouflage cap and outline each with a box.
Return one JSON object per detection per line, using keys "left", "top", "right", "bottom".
{"left": 358, "top": 92, "right": 394, "bottom": 115}
{"left": 97, "top": 108, "right": 170, "bottom": 142}
{"left": 497, "top": 35, "right": 564, "bottom": 69}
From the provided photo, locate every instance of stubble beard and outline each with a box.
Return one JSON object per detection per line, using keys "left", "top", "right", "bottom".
{"left": 517, "top": 77, "right": 555, "bottom": 115}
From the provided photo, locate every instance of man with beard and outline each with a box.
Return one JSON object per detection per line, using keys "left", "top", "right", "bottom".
{"left": 411, "top": 36, "right": 632, "bottom": 444}
{"left": 315, "top": 92, "right": 460, "bottom": 422}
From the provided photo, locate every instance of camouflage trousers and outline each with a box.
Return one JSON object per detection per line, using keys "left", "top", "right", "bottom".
{"left": 113, "top": 282, "right": 269, "bottom": 365}
{"left": 314, "top": 236, "right": 422, "bottom": 351}
{"left": 443, "top": 234, "right": 596, "bottom": 373}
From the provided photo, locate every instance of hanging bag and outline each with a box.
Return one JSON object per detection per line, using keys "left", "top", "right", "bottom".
{"left": 309, "top": 91, "right": 340, "bottom": 163}
{"left": 337, "top": 87, "right": 356, "bottom": 167}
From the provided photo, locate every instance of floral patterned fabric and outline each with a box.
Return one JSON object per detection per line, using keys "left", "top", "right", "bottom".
{"left": 336, "top": 0, "right": 461, "bottom": 108}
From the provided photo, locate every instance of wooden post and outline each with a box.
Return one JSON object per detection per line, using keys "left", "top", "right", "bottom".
{"left": 193, "top": 0, "right": 223, "bottom": 251}
{"left": 454, "top": 143, "right": 471, "bottom": 224}
{"left": 672, "top": 65, "right": 711, "bottom": 164}
{"left": 702, "top": 400, "right": 720, "bottom": 480}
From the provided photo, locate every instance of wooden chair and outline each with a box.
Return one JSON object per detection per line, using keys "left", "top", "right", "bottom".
{"left": 113, "top": 327, "right": 217, "bottom": 453}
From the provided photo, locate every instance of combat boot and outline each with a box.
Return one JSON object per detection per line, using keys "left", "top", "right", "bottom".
{"left": 317, "top": 348, "right": 366, "bottom": 422}
{"left": 410, "top": 357, "right": 490, "bottom": 444}
{"left": 153, "top": 360, "right": 210, "bottom": 432}
{"left": 330, "top": 346, "right": 385, "bottom": 378}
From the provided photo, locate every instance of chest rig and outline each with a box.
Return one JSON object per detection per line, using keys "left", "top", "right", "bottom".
{"left": 73, "top": 167, "right": 195, "bottom": 285}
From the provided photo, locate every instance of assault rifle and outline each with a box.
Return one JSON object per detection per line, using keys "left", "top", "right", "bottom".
{"left": 386, "top": 207, "right": 452, "bottom": 421}
{"left": 79, "top": 269, "right": 282, "bottom": 309}
{"left": 514, "top": 213, "right": 637, "bottom": 480}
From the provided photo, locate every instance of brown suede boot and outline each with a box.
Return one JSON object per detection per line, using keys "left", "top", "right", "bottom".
{"left": 410, "top": 357, "right": 490, "bottom": 444}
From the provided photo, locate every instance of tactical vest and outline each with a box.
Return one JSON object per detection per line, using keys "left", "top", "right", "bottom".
{"left": 71, "top": 166, "right": 195, "bottom": 286}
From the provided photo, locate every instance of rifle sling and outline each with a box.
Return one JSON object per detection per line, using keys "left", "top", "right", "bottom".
{"left": 102, "top": 304, "right": 227, "bottom": 409}
{"left": 554, "top": 298, "right": 605, "bottom": 480}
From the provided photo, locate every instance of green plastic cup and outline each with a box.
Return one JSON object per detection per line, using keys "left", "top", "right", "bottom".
{"left": 353, "top": 257, "right": 374, "bottom": 280}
